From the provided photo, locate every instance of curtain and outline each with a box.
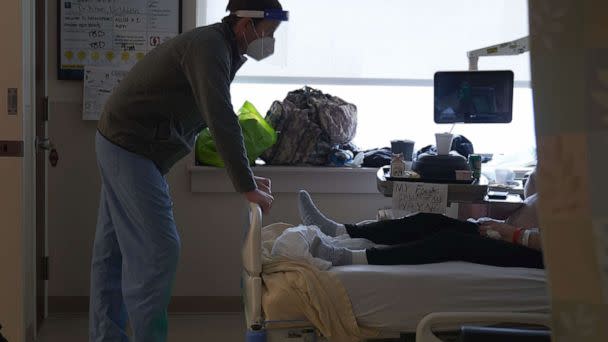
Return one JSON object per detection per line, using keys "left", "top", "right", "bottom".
{"left": 530, "top": 0, "right": 608, "bottom": 339}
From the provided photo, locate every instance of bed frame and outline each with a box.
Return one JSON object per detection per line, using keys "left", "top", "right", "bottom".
{"left": 242, "top": 203, "right": 551, "bottom": 342}
{"left": 243, "top": 203, "right": 321, "bottom": 341}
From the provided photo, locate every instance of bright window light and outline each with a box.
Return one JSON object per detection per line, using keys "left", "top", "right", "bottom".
{"left": 196, "top": 0, "right": 535, "bottom": 158}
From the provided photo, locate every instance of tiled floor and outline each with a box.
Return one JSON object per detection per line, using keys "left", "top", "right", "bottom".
{"left": 37, "top": 313, "right": 246, "bottom": 342}
{"left": 37, "top": 314, "right": 411, "bottom": 341}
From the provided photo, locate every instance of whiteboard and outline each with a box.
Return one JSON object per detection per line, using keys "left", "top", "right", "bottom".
{"left": 83, "top": 66, "right": 128, "bottom": 120}
{"left": 59, "top": 0, "right": 181, "bottom": 80}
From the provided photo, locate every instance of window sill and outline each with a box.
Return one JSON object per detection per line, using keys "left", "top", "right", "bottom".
{"left": 188, "top": 165, "right": 381, "bottom": 194}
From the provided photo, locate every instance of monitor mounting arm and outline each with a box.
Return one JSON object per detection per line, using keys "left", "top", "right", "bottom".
{"left": 467, "top": 36, "right": 529, "bottom": 71}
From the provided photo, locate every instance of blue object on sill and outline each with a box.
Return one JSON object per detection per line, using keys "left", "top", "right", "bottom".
{"left": 246, "top": 330, "right": 267, "bottom": 342}
{"left": 329, "top": 146, "right": 354, "bottom": 167}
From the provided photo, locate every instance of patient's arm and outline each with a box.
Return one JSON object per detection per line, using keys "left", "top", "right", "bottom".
{"left": 479, "top": 221, "right": 542, "bottom": 252}
{"left": 526, "top": 231, "right": 542, "bottom": 251}
{"left": 505, "top": 193, "right": 538, "bottom": 229}
{"left": 479, "top": 221, "right": 519, "bottom": 243}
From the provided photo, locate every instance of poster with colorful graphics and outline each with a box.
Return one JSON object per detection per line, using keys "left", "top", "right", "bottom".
{"left": 59, "top": 0, "right": 181, "bottom": 80}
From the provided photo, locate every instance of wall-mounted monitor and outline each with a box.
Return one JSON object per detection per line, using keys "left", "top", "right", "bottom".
{"left": 434, "top": 71, "right": 514, "bottom": 124}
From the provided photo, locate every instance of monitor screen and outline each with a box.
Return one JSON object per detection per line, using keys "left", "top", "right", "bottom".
{"left": 434, "top": 71, "right": 514, "bottom": 124}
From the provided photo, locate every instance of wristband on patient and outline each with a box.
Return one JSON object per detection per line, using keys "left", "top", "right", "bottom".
{"left": 512, "top": 228, "right": 524, "bottom": 244}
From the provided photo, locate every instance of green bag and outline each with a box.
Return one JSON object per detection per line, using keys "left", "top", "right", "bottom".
{"left": 195, "top": 101, "right": 277, "bottom": 167}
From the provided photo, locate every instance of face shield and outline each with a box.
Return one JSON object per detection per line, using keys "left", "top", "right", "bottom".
{"left": 236, "top": 9, "right": 289, "bottom": 65}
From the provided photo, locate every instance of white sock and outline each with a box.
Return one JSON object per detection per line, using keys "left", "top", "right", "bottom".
{"left": 310, "top": 237, "right": 353, "bottom": 266}
{"left": 299, "top": 190, "right": 345, "bottom": 237}
{"left": 351, "top": 250, "right": 369, "bottom": 265}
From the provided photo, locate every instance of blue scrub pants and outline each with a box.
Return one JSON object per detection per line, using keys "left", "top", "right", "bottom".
{"left": 90, "top": 132, "right": 181, "bottom": 342}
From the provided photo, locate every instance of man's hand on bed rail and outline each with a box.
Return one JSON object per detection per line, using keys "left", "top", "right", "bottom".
{"left": 245, "top": 176, "right": 274, "bottom": 214}
{"left": 254, "top": 176, "right": 272, "bottom": 195}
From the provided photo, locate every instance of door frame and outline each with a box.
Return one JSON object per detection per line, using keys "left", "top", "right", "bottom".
{"left": 21, "top": 0, "right": 41, "bottom": 338}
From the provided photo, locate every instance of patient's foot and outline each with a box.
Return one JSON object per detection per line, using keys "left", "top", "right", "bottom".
{"left": 310, "top": 237, "right": 353, "bottom": 266}
{"left": 298, "top": 190, "right": 347, "bottom": 237}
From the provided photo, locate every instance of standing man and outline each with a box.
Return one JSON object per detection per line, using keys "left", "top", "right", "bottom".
{"left": 90, "top": 1, "right": 288, "bottom": 341}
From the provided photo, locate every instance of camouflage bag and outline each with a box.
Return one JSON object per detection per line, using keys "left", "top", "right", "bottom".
{"left": 262, "top": 87, "right": 358, "bottom": 165}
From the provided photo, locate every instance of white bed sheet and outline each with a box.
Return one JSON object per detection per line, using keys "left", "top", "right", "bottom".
{"left": 331, "top": 262, "right": 549, "bottom": 333}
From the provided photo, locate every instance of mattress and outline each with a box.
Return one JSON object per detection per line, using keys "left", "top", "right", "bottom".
{"left": 262, "top": 262, "right": 549, "bottom": 333}
{"left": 331, "top": 262, "right": 549, "bottom": 332}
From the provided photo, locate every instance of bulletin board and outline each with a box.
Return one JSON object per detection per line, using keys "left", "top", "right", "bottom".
{"left": 58, "top": 0, "right": 182, "bottom": 80}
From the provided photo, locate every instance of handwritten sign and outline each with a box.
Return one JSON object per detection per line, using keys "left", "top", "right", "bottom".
{"left": 392, "top": 182, "right": 449, "bottom": 215}
{"left": 59, "top": 0, "right": 181, "bottom": 80}
{"left": 83, "top": 66, "right": 128, "bottom": 120}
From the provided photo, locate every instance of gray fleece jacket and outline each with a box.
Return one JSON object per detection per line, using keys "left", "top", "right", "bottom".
{"left": 98, "top": 22, "right": 256, "bottom": 193}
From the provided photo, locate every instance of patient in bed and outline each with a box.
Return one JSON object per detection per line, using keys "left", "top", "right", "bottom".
{"left": 298, "top": 170, "right": 543, "bottom": 269}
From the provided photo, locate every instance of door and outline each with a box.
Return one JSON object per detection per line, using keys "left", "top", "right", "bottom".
{"left": 35, "top": 0, "right": 48, "bottom": 329}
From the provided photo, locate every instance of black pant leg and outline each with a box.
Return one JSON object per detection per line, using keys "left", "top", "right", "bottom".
{"left": 346, "top": 213, "right": 479, "bottom": 245}
{"left": 366, "top": 231, "right": 544, "bottom": 269}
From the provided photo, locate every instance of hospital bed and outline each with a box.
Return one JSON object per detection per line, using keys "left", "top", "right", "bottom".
{"left": 243, "top": 203, "right": 550, "bottom": 342}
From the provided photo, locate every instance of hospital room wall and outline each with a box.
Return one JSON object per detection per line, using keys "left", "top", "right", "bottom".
{"left": 45, "top": 0, "right": 392, "bottom": 312}
{"left": 0, "top": 0, "right": 26, "bottom": 340}
{"left": 530, "top": 0, "right": 608, "bottom": 340}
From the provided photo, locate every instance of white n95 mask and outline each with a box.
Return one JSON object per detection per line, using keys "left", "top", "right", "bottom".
{"left": 247, "top": 36, "right": 275, "bottom": 61}
{"left": 244, "top": 22, "right": 276, "bottom": 61}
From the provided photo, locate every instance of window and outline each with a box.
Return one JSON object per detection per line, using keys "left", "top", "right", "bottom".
{"left": 197, "top": 0, "right": 535, "bottom": 158}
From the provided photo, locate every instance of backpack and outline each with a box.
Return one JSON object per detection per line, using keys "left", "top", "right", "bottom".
{"left": 262, "top": 87, "right": 358, "bottom": 165}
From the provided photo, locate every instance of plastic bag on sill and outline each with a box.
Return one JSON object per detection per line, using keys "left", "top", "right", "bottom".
{"left": 195, "top": 101, "right": 277, "bottom": 167}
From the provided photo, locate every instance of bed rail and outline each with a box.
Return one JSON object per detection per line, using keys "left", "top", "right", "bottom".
{"left": 243, "top": 203, "right": 264, "bottom": 331}
{"left": 415, "top": 312, "right": 550, "bottom": 342}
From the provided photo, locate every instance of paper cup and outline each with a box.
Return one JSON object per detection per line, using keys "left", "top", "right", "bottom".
{"left": 495, "top": 168, "right": 515, "bottom": 184}
{"left": 435, "top": 133, "right": 454, "bottom": 155}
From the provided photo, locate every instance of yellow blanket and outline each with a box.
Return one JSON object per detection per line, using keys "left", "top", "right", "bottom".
{"left": 261, "top": 224, "right": 380, "bottom": 342}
